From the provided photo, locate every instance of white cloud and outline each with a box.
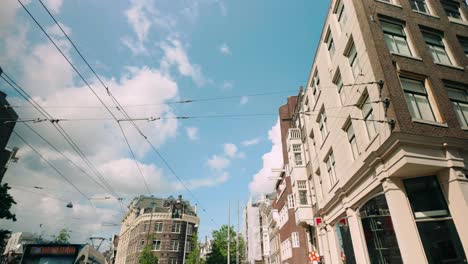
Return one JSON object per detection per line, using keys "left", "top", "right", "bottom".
{"left": 43, "top": 0, "right": 64, "bottom": 14}
{"left": 173, "top": 172, "right": 229, "bottom": 190}
{"left": 207, "top": 155, "right": 230, "bottom": 170}
{"left": 222, "top": 80, "right": 234, "bottom": 90}
{"left": 240, "top": 96, "right": 249, "bottom": 105}
{"left": 125, "top": 0, "right": 155, "bottom": 43}
{"left": 46, "top": 23, "right": 72, "bottom": 37}
{"left": 219, "top": 1, "right": 228, "bottom": 16}
{"left": 242, "top": 138, "right": 261, "bottom": 146}
{"left": 186, "top": 127, "right": 199, "bottom": 141}
{"left": 219, "top": 43, "right": 231, "bottom": 55}
{"left": 160, "top": 38, "right": 207, "bottom": 86}
{"left": 223, "top": 143, "right": 237, "bottom": 158}
{"left": 249, "top": 119, "right": 283, "bottom": 195}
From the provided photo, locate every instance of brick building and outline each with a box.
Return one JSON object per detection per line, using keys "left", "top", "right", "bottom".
{"left": 285, "top": 0, "right": 468, "bottom": 263}
{"left": 115, "top": 195, "right": 199, "bottom": 264}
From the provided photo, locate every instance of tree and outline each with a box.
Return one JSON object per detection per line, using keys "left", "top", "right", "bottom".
{"left": 139, "top": 244, "right": 158, "bottom": 264}
{"left": 205, "top": 225, "right": 245, "bottom": 264}
{"left": 186, "top": 233, "right": 204, "bottom": 264}
{"left": 0, "top": 183, "right": 16, "bottom": 221}
{"left": 53, "top": 228, "right": 71, "bottom": 244}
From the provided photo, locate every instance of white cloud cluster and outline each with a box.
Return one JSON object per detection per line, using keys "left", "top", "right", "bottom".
{"left": 242, "top": 138, "right": 261, "bottom": 147}
{"left": 219, "top": 43, "right": 231, "bottom": 55}
{"left": 186, "top": 126, "right": 199, "bottom": 141}
{"left": 223, "top": 143, "right": 245, "bottom": 159}
{"left": 240, "top": 96, "right": 249, "bottom": 105}
{"left": 249, "top": 119, "right": 283, "bottom": 195}
{"left": 207, "top": 155, "right": 230, "bottom": 171}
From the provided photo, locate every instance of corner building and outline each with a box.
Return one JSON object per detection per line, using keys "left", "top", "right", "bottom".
{"left": 287, "top": 0, "right": 468, "bottom": 263}
{"left": 115, "top": 195, "right": 199, "bottom": 264}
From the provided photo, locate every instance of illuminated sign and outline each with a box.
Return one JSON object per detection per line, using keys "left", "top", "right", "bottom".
{"left": 29, "top": 246, "right": 78, "bottom": 255}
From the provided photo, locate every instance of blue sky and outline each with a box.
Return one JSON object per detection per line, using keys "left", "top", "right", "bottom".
{"left": 0, "top": 0, "right": 328, "bottom": 244}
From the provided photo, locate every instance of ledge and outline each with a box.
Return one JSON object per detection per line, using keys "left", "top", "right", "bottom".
{"left": 449, "top": 17, "right": 468, "bottom": 27}
{"left": 375, "top": 0, "right": 402, "bottom": 8}
{"left": 412, "top": 10, "right": 439, "bottom": 19}
{"left": 412, "top": 118, "right": 448, "bottom": 127}
{"left": 462, "top": 126, "right": 468, "bottom": 131}
{"left": 435, "top": 62, "right": 465, "bottom": 71}
{"left": 391, "top": 52, "right": 423, "bottom": 61}
{"left": 365, "top": 133, "right": 380, "bottom": 152}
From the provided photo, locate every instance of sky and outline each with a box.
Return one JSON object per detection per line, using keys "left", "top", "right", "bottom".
{"left": 0, "top": 0, "right": 329, "bottom": 247}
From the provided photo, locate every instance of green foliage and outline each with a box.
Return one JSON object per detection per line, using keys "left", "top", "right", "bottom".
{"left": 186, "top": 233, "right": 204, "bottom": 264}
{"left": 205, "top": 225, "right": 245, "bottom": 264}
{"left": 53, "top": 228, "right": 71, "bottom": 244}
{"left": 0, "top": 183, "right": 16, "bottom": 221}
{"left": 139, "top": 244, "right": 158, "bottom": 264}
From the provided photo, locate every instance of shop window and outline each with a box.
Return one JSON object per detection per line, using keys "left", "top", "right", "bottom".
{"left": 359, "top": 194, "right": 403, "bottom": 263}
{"left": 404, "top": 176, "right": 467, "bottom": 263}
{"left": 335, "top": 218, "right": 356, "bottom": 264}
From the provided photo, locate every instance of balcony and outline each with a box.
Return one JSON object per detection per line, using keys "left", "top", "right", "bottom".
{"left": 287, "top": 128, "right": 301, "bottom": 141}
{"left": 268, "top": 209, "right": 279, "bottom": 228}
{"left": 295, "top": 206, "right": 314, "bottom": 226}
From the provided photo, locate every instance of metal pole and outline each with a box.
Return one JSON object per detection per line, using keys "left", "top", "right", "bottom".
{"left": 236, "top": 200, "right": 239, "bottom": 264}
{"left": 182, "top": 220, "right": 189, "bottom": 264}
{"left": 228, "top": 201, "right": 230, "bottom": 264}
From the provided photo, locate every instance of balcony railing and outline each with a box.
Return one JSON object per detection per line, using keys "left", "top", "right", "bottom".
{"left": 287, "top": 128, "right": 301, "bottom": 141}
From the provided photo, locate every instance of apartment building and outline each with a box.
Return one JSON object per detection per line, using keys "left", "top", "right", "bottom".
{"left": 115, "top": 195, "right": 199, "bottom": 264}
{"left": 285, "top": 0, "right": 468, "bottom": 263}
{"left": 243, "top": 198, "right": 264, "bottom": 264}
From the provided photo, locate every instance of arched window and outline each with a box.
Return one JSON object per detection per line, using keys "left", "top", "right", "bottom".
{"left": 359, "top": 194, "right": 402, "bottom": 263}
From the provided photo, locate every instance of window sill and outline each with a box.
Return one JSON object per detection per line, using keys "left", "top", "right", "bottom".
{"left": 435, "top": 62, "right": 465, "bottom": 71}
{"left": 328, "top": 181, "right": 340, "bottom": 193}
{"left": 448, "top": 17, "right": 468, "bottom": 27}
{"left": 391, "top": 52, "right": 422, "bottom": 61}
{"left": 319, "top": 133, "right": 330, "bottom": 150}
{"left": 375, "top": 0, "right": 402, "bottom": 8}
{"left": 412, "top": 10, "right": 439, "bottom": 19}
{"left": 412, "top": 118, "right": 448, "bottom": 127}
{"left": 461, "top": 126, "right": 468, "bottom": 131}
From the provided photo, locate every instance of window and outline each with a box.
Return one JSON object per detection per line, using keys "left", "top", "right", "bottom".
{"left": 141, "top": 240, "right": 145, "bottom": 246}
{"left": 297, "top": 180, "right": 308, "bottom": 205}
{"left": 410, "top": 0, "right": 429, "bottom": 13}
{"left": 360, "top": 194, "right": 403, "bottom": 263}
{"left": 345, "top": 122, "right": 359, "bottom": 159}
{"left": 347, "top": 42, "right": 361, "bottom": 78}
{"left": 400, "top": 77, "right": 436, "bottom": 121}
{"left": 292, "top": 144, "right": 303, "bottom": 166}
{"left": 404, "top": 176, "right": 467, "bottom": 263}
{"left": 291, "top": 232, "right": 300, "bottom": 248}
{"left": 154, "top": 222, "right": 163, "bottom": 232}
{"left": 280, "top": 239, "right": 292, "bottom": 260}
{"left": 318, "top": 109, "right": 328, "bottom": 140}
{"left": 287, "top": 194, "right": 295, "bottom": 209}
{"left": 187, "top": 241, "right": 192, "bottom": 252}
{"left": 446, "top": 82, "right": 468, "bottom": 127}
{"left": 441, "top": 0, "right": 462, "bottom": 19}
{"left": 187, "top": 224, "right": 193, "bottom": 235}
{"left": 170, "top": 240, "right": 179, "bottom": 251}
{"left": 169, "top": 258, "right": 178, "bottom": 264}
{"left": 458, "top": 36, "right": 468, "bottom": 56}
{"left": 279, "top": 205, "right": 289, "bottom": 228}
{"left": 142, "top": 223, "right": 147, "bottom": 232}
{"left": 171, "top": 222, "right": 181, "bottom": 233}
{"left": 335, "top": 218, "right": 356, "bottom": 264}
{"left": 335, "top": 0, "right": 348, "bottom": 29}
{"left": 325, "top": 151, "right": 337, "bottom": 187}
{"left": 334, "top": 70, "right": 345, "bottom": 103}
{"left": 380, "top": 20, "right": 412, "bottom": 56}
{"left": 325, "top": 28, "right": 335, "bottom": 58}
{"left": 422, "top": 31, "right": 452, "bottom": 65}
{"left": 360, "top": 94, "right": 378, "bottom": 139}
{"left": 310, "top": 70, "right": 320, "bottom": 100}
{"left": 153, "top": 240, "right": 161, "bottom": 251}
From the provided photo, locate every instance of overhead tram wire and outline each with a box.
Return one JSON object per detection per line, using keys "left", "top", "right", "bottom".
{"left": 34, "top": 0, "right": 221, "bottom": 227}
{"left": 18, "top": 0, "right": 154, "bottom": 198}
{"left": 0, "top": 72, "right": 123, "bottom": 206}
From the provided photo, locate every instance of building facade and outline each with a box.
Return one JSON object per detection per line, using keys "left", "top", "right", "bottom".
{"left": 243, "top": 198, "right": 266, "bottom": 264}
{"left": 115, "top": 195, "right": 199, "bottom": 264}
{"left": 0, "top": 91, "right": 18, "bottom": 183}
{"left": 283, "top": 0, "right": 468, "bottom": 263}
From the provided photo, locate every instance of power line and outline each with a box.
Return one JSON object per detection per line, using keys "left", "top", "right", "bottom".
{"left": 11, "top": 186, "right": 70, "bottom": 203}
{"left": 12, "top": 131, "right": 90, "bottom": 200}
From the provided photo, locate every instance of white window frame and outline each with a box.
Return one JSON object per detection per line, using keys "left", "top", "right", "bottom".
{"left": 287, "top": 194, "right": 295, "bottom": 209}
{"left": 334, "top": 70, "right": 345, "bottom": 104}
{"left": 422, "top": 31, "right": 452, "bottom": 65}
{"left": 380, "top": 20, "right": 412, "bottom": 56}
{"left": 458, "top": 36, "right": 468, "bottom": 57}
{"left": 325, "top": 151, "right": 337, "bottom": 187}
{"left": 410, "top": 0, "right": 430, "bottom": 14}
{"left": 154, "top": 222, "right": 163, "bottom": 233}
{"left": 292, "top": 144, "right": 303, "bottom": 166}
{"left": 310, "top": 70, "right": 320, "bottom": 100}
{"left": 170, "top": 240, "right": 180, "bottom": 251}
{"left": 318, "top": 109, "right": 328, "bottom": 140}
{"left": 335, "top": 0, "right": 348, "bottom": 29}
{"left": 171, "top": 222, "right": 181, "bottom": 233}
{"left": 441, "top": 0, "right": 462, "bottom": 19}
{"left": 360, "top": 94, "right": 378, "bottom": 139}
{"left": 292, "top": 232, "right": 300, "bottom": 248}
{"left": 153, "top": 240, "right": 162, "bottom": 251}
{"left": 400, "top": 77, "right": 436, "bottom": 122}
{"left": 325, "top": 28, "right": 335, "bottom": 58}
{"left": 347, "top": 42, "right": 361, "bottom": 78}
{"left": 187, "top": 224, "right": 193, "bottom": 235}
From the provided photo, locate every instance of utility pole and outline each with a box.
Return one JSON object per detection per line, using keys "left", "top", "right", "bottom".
{"left": 228, "top": 201, "right": 230, "bottom": 264}
{"left": 236, "top": 200, "right": 239, "bottom": 264}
